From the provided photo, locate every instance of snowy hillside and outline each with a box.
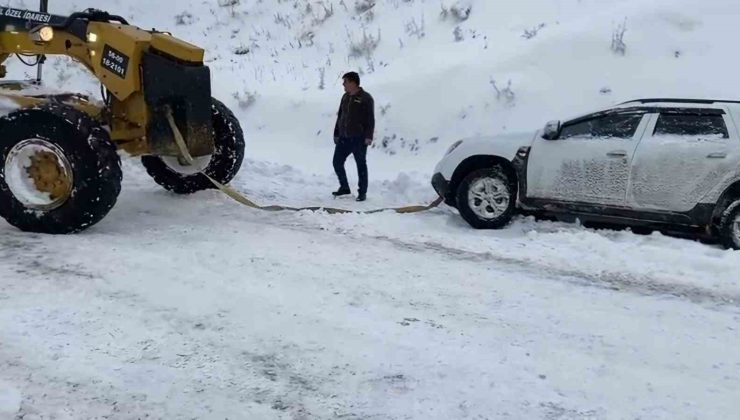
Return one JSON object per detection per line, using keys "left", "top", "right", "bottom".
{"left": 9, "top": 0, "right": 740, "bottom": 173}
{"left": 2, "top": 0, "right": 740, "bottom": 419}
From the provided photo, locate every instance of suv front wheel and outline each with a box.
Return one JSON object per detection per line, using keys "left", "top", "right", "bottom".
{"left": 455, "top": 166, "right": 517, "bottom": 229}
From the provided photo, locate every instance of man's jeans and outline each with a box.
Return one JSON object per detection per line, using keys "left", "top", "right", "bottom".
{"left": 333, "top": 136, "right": 368, "bottom": 194}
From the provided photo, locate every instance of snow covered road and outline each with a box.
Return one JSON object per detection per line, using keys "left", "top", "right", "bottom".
{"left": 1, "top": 0, "right": 739, "bottom": 417}
{"left": 1, "top": 162, "right": 739, "bottom": 419}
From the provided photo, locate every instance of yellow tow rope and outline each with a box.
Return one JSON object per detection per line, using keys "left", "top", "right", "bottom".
{"left": 165, "top": 109, "right": 443, "bottom": 215}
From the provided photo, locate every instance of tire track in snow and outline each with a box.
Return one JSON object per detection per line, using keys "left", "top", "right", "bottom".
{"left": 267, "top": 216, "right": 740, "bottom": 309}
{"left": 383, "top": 236, "right": 740, "bottom": 308}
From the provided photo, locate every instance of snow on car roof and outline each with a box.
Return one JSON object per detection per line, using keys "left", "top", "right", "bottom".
{"left": 616, "top": 98, "right": 740, "bottom": 109}
{"left": 557, "top": 99, "right": 738, "bottom": 125}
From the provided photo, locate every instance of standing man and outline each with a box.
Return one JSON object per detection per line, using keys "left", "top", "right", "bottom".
{"left": 333, "top": 71, "right": 375, "bottom": 202}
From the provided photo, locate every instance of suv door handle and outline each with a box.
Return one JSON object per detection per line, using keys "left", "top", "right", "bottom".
{"left": 606, "top": 150, "right": 627, "bottom": 158}
{"left": 707, "top": 152, "right": 727, "bottom": 159}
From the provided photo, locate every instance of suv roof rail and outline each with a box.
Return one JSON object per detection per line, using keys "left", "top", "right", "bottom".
{"left": 619, "top": 98, "right": 740, "bottom": 105}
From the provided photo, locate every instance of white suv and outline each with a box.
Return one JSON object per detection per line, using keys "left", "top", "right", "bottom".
{"left": 432, "top": 99, "right": 740, "bottom": 249}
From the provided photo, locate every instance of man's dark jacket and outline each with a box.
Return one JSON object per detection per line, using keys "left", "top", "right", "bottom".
{"left": 334, "top": 88, "right": 375, "bottom": 141}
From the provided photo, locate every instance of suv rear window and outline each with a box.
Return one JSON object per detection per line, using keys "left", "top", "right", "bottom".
{"left": 654, "top": 114, "right": 729, "bottom": 138}
{"left": 559, "top": 113, "right": 643, "bottom": 140}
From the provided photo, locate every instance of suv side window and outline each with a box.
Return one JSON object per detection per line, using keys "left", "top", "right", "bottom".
{"left": 654, "top": 114, "right": 729, "bottom": 139}
{"left": 559, "top": 113, "right": 643, "bottom": 140}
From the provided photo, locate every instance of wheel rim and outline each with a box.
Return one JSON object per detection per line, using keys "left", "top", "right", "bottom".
{"left": 161, "top": 154, "right": 212, "bottom": 175}
{"left": 467, "top": 176, "right": 510, "bottom": 220}
{"left": 733, "top": 213, "right": 740, "bottom": 245}
{"left": 4, "top": 139, "right": 73, "bottom": 211}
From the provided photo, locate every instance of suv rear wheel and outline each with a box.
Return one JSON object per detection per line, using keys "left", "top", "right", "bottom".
{"left": 718, "top": 199, "right": 740, "bottom": 250}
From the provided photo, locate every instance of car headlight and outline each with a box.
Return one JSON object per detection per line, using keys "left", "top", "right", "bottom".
{"left": 445, "top": 140, "right": 463, "bottom": 156}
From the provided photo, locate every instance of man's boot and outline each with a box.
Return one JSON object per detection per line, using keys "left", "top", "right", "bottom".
{"left": 356, "top": 193, "right": 366, "bottom": 202}
{"left": 332, "top": 187, "right": 351, "bottom": 197}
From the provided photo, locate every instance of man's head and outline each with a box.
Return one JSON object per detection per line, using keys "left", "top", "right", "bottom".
{"left": 342, "top": 72, "right": 361, "bottom": 94}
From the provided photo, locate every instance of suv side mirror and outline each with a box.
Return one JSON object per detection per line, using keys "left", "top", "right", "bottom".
{"left": 542, "top": 120, "right": 561, "bottom": 140}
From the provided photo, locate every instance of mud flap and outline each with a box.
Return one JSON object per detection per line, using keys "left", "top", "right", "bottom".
{"left": 142, "top": 51, "right": 213, "bottom": 158}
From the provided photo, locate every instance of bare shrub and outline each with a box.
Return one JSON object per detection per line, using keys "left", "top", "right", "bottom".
{"left": 611, "top": 18, "right": 627, "bottom": 55}
{"left": 490, "top": 79, "right": 516, "bottom": 105}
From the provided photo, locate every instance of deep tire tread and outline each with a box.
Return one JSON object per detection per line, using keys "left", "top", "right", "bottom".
{"left": 141, "top": 98, "right": 245, "bottom": 194}
{"left": 0, "top": 104, "right": 122, "bottom": 234}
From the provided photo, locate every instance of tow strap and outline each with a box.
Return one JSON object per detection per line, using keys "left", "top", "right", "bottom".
{"left": 165, "top": 109, "right": 443, "bottom": 215}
